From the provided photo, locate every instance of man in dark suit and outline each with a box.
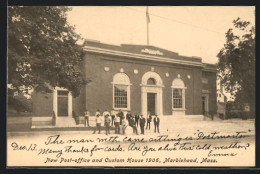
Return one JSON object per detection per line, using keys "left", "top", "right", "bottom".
{"left": 135, "top": 114, "right": 139, "bottom": 127}
{"left": 146, "top": 112, "right": 152, "bottom": 130}
{"left": 117, "top": 109, "right": 124, "bottom": 125}
{"left": 126, "top": 111, "right": 132, "bottom": 124}
{"left": 129, "top": 115, "right": 138, "bottom": 135}
{"left": 153, "top": 115, "right": 160, "bottom": 133}
{"left": 139, "top": 115, "right": 146, "bottom": 135}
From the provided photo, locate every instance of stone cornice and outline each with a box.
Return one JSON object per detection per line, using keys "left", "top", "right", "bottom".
{"left": 83, "top": 46, "right": 203, "bottom": 68}
{"left": 83, "top": 45, "right": 217, "bottom": 73}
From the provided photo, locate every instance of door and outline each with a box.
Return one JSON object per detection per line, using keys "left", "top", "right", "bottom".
{"left": 202, "top": 95, "right": 208, "bottom": 115}
{"left": 147, "top": 93, "right": 156, "bottom": 115}
{"left": 202, "top": 96, "right": 205, "bottom": 115}
{"left": 57, "top": 90, "right": 69, "bottom": 116}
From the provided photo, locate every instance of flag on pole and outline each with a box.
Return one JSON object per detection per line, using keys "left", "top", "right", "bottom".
{"left": 146, "top": 6, "right": 150, "bottom": 23}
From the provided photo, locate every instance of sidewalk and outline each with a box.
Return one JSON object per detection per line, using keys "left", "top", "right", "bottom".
{"left": 7, "top": 115, "right": 255, "bottom": 136}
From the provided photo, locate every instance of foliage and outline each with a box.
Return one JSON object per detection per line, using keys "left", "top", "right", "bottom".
{"left": 8, "top": 95, "right": 32, "bottom": 113}
{"left": 217, "top": 18, "right": 255, "bottom": 113}
{"left": 8, "top": 6, "right": 86, "bottom": 97}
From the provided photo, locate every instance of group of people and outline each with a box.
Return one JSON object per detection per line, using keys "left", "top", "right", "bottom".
{"left": 84, "top": 109, "right": 160, "bottom": 135}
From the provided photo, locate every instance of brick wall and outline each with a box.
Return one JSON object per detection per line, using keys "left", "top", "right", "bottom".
{"left": 202, "top": 71, "right": 217, "bottom": 114}
{"left": 32, "top": 92, "right": 53, "bottom": 116}
{"left": 31, "top": 52, "right": 216, "bottom": 117}
{"left": 84, "top": 53, "right": 207, "bottom": 116}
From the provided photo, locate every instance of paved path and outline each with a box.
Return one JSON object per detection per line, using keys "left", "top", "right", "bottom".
{"left": 7, "top": 115, "right": 254, "bottom": 136}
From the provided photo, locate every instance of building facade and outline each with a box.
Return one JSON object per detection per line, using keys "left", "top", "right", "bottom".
{"left": 32, "top": 40, "right": 217, "bottom": 120}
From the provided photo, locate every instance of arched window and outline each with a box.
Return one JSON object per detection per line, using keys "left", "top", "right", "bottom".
{"left": 112, "top": 73, "right": 131, "bottom": 110}
{"left": 172, "top": 78, "right": 186, "bottom": 109}
{"left": 147, "top": 78, "right": 156, "bottom": 85}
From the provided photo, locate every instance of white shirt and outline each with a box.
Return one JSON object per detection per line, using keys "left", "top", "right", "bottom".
{"left": 114, "top": 116, "right": 120, "bottom": 123}
{"left": 84, "top": 111, "right": 89, "bottom": 117}
{"left": 103, "top": 111, "right": 110, "bottom": 117}
{"left": 96, "top": 117, "right": 102, "bottom": 124}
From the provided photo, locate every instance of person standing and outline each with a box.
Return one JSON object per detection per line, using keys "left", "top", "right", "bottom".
{"left": 111, "top": 110, "right": 116, "bottom": 126}
{"left": 121, "top": 116, "right": 128, "bottom": 135}
{"left": 103, "top": 109, "right": 110, "bottom": 125}
{"left": 153, "top": 115, "right": 160, "bottom": 133}
{"left": 103, "top": 109, "right": 110, "bottom": 118}
{"left": 146, "top": 112, "right": 152, "bottom": 130}
{"left": 135, "top": 114, "right": 139, "bottom": 127}
{"left": 139, "top": 115, "right": 146, "bottom": 135}
{"left": 117, "top": 109, "right": 124, "bottom": 125}
{"left": 126, "top": 111, "right": 132, "bottom": 124}
{"left": 84, "top": 109, "right": 90, "bottom": 127}
{"left": 104, "top": 114, "right": 111, "bottom": 135}
{"left": 95, "top": 109, "right": 101, "bottom": 117}
{"left": 93, "top": 114, "right": 102, "bottom": 134}
{"left": 129, "top": 116, "right": 138, "bottom": 135}
{"left": 114, "top": 114, "right": 120, "bottom": 134}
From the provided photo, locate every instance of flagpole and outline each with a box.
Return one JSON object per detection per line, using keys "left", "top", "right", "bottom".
{"left": 146, "top": 6, "right": 149, "bottom": 46}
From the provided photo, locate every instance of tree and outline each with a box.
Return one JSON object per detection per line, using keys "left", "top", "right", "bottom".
{"left": 8, "top": 6, "right": 86, "bottom": 98}
{"left": 217, "top": 18, "right": 255, "bottom": 115}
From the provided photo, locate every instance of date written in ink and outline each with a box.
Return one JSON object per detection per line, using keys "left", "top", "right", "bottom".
{"left": 11, "top": 142, "right": 37, "bottom": 151}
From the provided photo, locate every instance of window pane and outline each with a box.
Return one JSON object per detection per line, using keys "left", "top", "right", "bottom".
{"left": 173, "top": 89, "right": 183, "bottom": 108}
{"left": 202, "top": 78, "right": 208, "bottom": 84}
{"left": 147, "top": 78, "right": 156, "bottom": 85}
{"left": 58, "top": 90, "right": 69, "bottom": 96}
{"left": 114, "top": 85, "right": 128, "bottom": 108}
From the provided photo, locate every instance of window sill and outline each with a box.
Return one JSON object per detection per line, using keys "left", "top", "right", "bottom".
{"left": 172, "top": 108, "right": 186, "bottom": 111}
{"left": 113, "top": 108, "right": 130, "bottom": 111}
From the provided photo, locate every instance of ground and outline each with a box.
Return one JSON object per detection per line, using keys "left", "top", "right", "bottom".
{"left": 7, "top": 115, "right": 255, "bottom": 167}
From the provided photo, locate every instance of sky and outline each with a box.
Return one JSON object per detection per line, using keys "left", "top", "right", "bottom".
{"left": 67, "top": 6, "right": 255, "bottom": 64}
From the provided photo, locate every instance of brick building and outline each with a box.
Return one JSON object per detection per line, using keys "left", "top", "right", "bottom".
{"left": 32, "top": 40, "right": 217, "bottom": 124}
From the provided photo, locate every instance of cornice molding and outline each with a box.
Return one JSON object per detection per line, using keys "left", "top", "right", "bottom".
{"left": 83, "top": 45, "right": 217, "bottom": 73}
{"left": 83, "top": 46, "right": 203, "bottom": 67}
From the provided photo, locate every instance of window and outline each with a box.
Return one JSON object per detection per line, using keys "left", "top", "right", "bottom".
{"left": 202, "top": 78, "right": 208, "bottom": 84}
{"left": 114, "top": 85, "right": 127, "bottom": 108}
{"left": 112, "top": 73, "right": 130, "bottom": 110}
{"left": 172, "top": 78, "right": 186, "bottom": 109}
{"left": 147, "top": 78, "right": 156, "bottom": 85}
{"left": 173, "top": 89, "right": 183, "bottom": 108}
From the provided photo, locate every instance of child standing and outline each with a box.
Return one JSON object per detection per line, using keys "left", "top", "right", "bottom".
{"left": 104, "top": 114, "right": 111, "bottom": 135}
{"left": 93, "top": 114, "right": 102, "bottom": 134}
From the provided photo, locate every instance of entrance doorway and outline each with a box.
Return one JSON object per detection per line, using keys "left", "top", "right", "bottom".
{"left": 57, "top": 90, "right": 69, "bottom": 116}
{"left": 202, "top": 95, "right": 208, "bottom": 115}
{"left": 141, "top": 71, "right": 163, "bottom": 117}
{"left": 147, "top": 93, "right": 156, "bottom": 115}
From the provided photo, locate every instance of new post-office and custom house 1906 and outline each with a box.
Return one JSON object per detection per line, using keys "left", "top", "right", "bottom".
{"left": 32, "top": 39, "right": 217, "bottom": 126}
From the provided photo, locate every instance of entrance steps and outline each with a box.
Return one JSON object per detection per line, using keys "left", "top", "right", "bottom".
{"left": 55, "top": 117, "right": 80, "bottom": 127}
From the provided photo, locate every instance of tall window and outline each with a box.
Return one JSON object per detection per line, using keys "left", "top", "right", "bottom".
{"left": 112, "top": 73, "right": 131, "bottom": 110}
{"left": 173, "top": 89, "right": 182, "bottom": 108}
{"left": 172, "top": 78, "right": 186, "bottom": 109}
{"left": 114, "top": 85, "right": 127, "bottom": 108}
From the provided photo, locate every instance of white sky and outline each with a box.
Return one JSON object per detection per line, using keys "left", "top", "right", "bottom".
{"left": 67, "top": 6, "right": 255, "bottom": 64}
